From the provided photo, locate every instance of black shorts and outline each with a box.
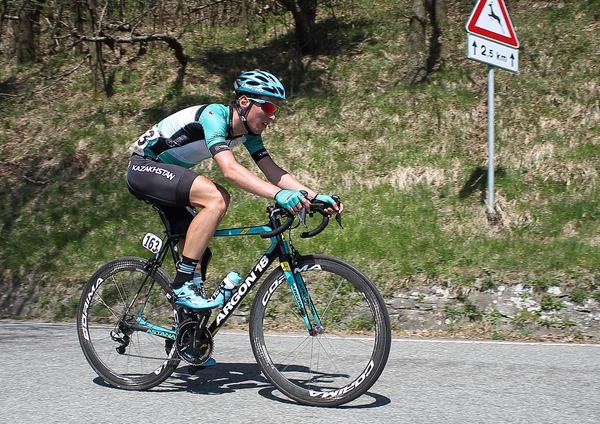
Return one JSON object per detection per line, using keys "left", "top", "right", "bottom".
{"left": 126, "top": 155, "right": 198, "bottom": 235}
{"left": 126, "top": 154, "right": 197, "bottom": 206}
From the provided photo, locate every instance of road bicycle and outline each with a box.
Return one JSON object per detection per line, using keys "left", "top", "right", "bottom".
{"left": 77, "top": 199, "right": 391, "bottom": 407}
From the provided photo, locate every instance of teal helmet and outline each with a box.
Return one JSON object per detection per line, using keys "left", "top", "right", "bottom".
{"left": 233, "top": 70, "right": 286, "bottom": 100}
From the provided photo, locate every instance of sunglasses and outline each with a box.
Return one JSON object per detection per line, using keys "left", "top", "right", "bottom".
{"left": 247, "top": 97, "right": 280, "bottom": 115}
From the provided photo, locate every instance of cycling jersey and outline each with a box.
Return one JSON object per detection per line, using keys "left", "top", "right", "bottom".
{"left": 128, "top": 104, "right": 269, "bottom": 167}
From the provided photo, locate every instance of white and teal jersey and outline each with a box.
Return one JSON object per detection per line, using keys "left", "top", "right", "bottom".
{"left": 128, "top": 104, "right": 269, "bottom": 168}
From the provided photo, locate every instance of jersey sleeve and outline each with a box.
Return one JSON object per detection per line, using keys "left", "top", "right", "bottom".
{"left": 244, "top": 135, "right": 270, "bottom": 163}
{"left": 199, "top": 104, "right": 230, "bottom": 155}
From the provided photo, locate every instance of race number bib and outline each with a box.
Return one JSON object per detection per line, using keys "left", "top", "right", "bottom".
{"left": 129, "top": 125, "right": 160, "bottom": 155}
{"left": 142, "top": 233, "right": 163, "bottom": 254}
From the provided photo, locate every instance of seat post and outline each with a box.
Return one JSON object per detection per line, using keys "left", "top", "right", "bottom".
{"left": 152, "top": 204, "right": 175, "bottom": 237}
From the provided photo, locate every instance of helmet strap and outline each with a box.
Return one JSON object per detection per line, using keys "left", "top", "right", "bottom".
{"left": 236, "top": 101, "right": 259, "bottom": 136}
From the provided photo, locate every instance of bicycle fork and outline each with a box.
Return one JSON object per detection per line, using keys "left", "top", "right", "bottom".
{"left": 281, "top": 261, "right": 324, "bottom": 336}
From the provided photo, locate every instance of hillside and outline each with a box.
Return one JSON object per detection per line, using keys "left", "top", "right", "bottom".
{"left": 1, "top": 0, "right": 599, "bottom": 338}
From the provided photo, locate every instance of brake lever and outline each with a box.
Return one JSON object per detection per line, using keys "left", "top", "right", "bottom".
{"left": 297, "top": 190, "right": 309, "bottom": 227}
{"left": 335, "top": 212, "right": 344, "bottom": 229}
{"left": 330, "top": 195, "right": 343, "bottom": 229}
{"left": 298, "top": 206, "right": 307, "bottom": 227}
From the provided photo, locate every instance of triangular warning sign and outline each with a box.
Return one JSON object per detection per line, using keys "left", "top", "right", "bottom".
{"left": 466, "top": 0, "right": 519, "bottom": 48}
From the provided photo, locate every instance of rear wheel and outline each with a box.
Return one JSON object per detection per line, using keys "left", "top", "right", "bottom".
{"left": 77, "top": 257, "right": 180, "bottom": 390}
{"left": 249, "top": 255, "right": 391, "bottom": 406}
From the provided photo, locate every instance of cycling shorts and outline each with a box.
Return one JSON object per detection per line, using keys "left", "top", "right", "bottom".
{"left": 126, "top": 154, "right": 198, "bottom": 235}
{"left": 126, "top": 154, "right": 199, "bottom": 205}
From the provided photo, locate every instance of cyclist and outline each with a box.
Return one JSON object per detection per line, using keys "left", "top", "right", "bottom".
{"left": 126, "top": 70, "right": 343, "bottom": 310}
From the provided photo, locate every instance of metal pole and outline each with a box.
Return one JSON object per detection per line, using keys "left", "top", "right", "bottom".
{"left": 487, "top": 65, "right": 495, "bottom": 218}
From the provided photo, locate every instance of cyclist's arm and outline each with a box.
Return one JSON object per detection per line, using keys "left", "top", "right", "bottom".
{"left": 257, "top": 156, "right": 343, "bottom": 214}
{"left": 212, "top": 149, "right": 286, "bottom": 200}
{"left": 242, "top": 136, "right": 315, "bottom": 196}
{"left": 256, "top": 155, "right": 317, "bottom": 199}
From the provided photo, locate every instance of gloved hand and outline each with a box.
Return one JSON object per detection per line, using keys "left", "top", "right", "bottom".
{"left": 275, "top": 189, "right": 306, "bottom": 211}
{"left": 312, "top": 193, "right": 343, "bottom": 215}
{"left": 312, "top": 194, "right": 338, "bottom": 207}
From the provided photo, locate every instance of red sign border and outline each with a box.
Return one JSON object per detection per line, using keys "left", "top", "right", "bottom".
{"left": 466, "top": 0, "right": 519, "bottom": 48}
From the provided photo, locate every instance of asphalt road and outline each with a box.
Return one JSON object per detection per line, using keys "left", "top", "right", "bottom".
{"left": 1, "top": 320, "right": 599, "bottom": 423}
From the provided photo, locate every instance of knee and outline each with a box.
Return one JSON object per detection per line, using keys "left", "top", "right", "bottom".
{"left": 212, "top": 189, "right": 230, "bottom": 215}
{"left": 191, "top": 187, "right": 230, "bottom": 215}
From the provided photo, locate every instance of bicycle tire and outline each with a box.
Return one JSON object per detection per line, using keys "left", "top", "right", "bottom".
{"left": 77, "top": 257, "right": 180, "bottom": 390}
{"left": 249, "top": 254, "right": 391, "bottom": 407}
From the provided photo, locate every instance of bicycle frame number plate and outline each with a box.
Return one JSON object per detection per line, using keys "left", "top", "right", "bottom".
{"left": 142, "top": 233, "right": 163, "bottom": 254}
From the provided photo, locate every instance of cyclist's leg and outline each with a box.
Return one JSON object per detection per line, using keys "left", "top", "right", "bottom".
{"left": 127, "top": 155, "right": 196, "bottom": 267}
{"left": 168, "top": 177, "right": 232, "bottom": 310}
{"left": 127, "top": 156, "right": 224, "bottom": 307}
{"left": 157, "top": 206, "right": 212, "bottom": 280}
{"left": 157, "top": 205, "right": 196, "bottom": 237}
{"left": 166, "top": 177, "right": 226, "bottom": 304}
{"left": 126, "top": 155, "right": 230, "bottom": 261}
{"left": 181, "top": 176, "right": 230, "bottom": 260}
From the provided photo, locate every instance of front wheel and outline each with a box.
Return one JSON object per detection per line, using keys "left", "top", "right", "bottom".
{"left": 249, "top": 255, "right": 391, "bottom": 407}
{"left": 77, "top": 257, "right": 180, "bottom": 390}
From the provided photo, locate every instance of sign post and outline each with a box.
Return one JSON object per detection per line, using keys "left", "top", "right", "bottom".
{"left": 465, "top": 0, "right": 519, "bottom": 219}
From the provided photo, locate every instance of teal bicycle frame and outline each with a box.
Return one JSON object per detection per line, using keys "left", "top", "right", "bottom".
{"left": 134, "top": 208, "right": 324, "bottom": 341}
{"left": 208, "top": 222, "right": 323, "bottom": 336}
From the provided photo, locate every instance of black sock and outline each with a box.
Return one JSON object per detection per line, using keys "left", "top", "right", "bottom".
{"left": 172, "top": 256, "right": 199, "bottom": 289}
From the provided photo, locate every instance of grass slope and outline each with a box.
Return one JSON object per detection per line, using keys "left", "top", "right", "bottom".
{"left": 0, "top": 0, "right": 599, "bottom": 320}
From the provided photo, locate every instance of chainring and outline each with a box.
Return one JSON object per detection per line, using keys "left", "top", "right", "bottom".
{"left": 175, "top": 319, "right": 213, "bottom": 365}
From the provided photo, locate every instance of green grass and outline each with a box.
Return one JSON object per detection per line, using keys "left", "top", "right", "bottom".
{"left": 1, "top": 0, "right": 600, "bottom": 320}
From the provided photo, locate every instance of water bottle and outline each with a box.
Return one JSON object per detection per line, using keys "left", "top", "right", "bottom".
{"left": 210, "top": 272, "right": 242, "bottom": 307}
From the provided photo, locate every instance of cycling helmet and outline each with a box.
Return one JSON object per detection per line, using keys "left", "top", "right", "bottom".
{"left": 233, "top": 70, "right": 286, "bottom": 100}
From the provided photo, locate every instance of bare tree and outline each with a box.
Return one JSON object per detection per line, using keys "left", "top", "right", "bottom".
{"left": 405, "top": 0, "right": 428, "bottom": 85}
{"left": 85, "top": 0, "right": 105, "bottom": 97}
{"left": 12, "top": 0, "right": 44, "bottom": 64}
{"left": 2, "top": 0, "right": 348, "bottom": 96}
{"left": 72, "top": 32, "right": 187, "bottom": 67}
{"left": 73, "top": 0, "right": 85, "bottom": 55}
{"left": 428, "top": 0, "right": 446, "bottom": 73}
{"left": 277, "top": 0, "right": 317, "bottom": 53}
{"left": 405, "top": 0, "right": 446, "bottom": 85}
{"left": 0, "top": 0, "right": 8, "bottom": 38}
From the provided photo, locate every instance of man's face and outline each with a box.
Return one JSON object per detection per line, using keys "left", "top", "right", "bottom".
{"left": 241, "top": 95, "right": 281, "bottom": 134}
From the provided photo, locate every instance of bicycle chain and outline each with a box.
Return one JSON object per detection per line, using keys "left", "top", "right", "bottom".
{"left": 112, "top": 328, "right": 213, "bottom": 364}
{"left": 116, "top": 352, "right": 179, "bottom": 361}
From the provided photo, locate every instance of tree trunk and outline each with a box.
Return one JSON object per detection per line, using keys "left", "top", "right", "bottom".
{"left": 86, "top": 0, "right": 106, "bottom": 97}
{"left": 277, "top": 0, "right": 317, "bottom": 53}
{"left": 404, "top": 0, "right": 446, "bottom": 85}
{"left": 241, "top": 0, "right": 249, "bottom": 40}
{"left": 13, "top": 0, "right": 43, "bottom": 64}
{"left": 427, "top": 0, "right": 446, "bottom": 73}
{"left": 0, "top": 0, "right": 7, "bottom": 39}
{"left": 431, "top": 0, "right": 447, "bottom": 28}
{"left": 74, "top": 1, "right": 86, "bottom": 55}
{"left": 405, "top": 0, "right": 428, "bottom": 85}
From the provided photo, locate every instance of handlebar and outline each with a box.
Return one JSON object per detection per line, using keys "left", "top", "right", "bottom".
{"left": 259, "top": 208, "right": 295, "bottom": 238}
{"left": 259, "top": 200, "right": 342, "bottom": 239}
{"left": 300, "top": 201, "right": 331, "bottom": 239}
